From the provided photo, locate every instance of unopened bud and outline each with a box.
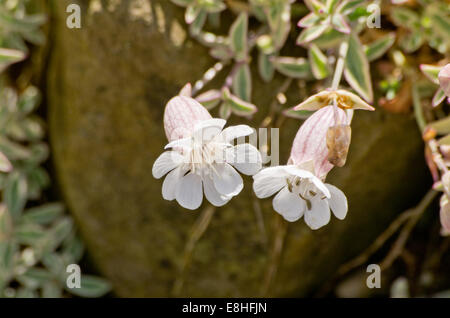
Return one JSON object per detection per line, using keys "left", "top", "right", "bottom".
{"left": 326, "top": 124, "right": 352, "bottom": 167}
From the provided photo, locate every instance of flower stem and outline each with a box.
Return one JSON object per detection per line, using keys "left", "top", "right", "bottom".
{"left": 331, "top": 40, "right": 349, "bottom": 91}
{"left": 172, "top": 205, "right": 216, "bottom": 296}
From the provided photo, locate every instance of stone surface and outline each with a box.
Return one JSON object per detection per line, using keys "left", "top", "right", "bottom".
{"left": 47, "top": 0, "right": 429, "bottom": 297}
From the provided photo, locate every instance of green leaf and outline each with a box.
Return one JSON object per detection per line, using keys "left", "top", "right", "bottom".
{"left": 399, "top": 31, "right": 424, "bottom": 53}
{"left": 267, "top": 0, "right": 291, "bottom": 50}
{"left": 185, "top": 5, "right": 202, "bottom": 24}
{"left": 390, "top": 7, "right": 420, "bottom": 30}
{"left": 432, "top": 88, "right": 446, "bottom": 107}
{"left": 232, "top": 63, "right": 252, "bottom": 101}
{"left": 219, "top": 102, "right": 231, "bottom": 119}
{"left": 0, "top": 136, "right": 31, "bottom": 160}
{"left": 420, "top": 64, "right": 442, "bottom": 85}
{"left": 337, "top": 0, "right": 366, "bottom": 15}
{"left": 18, "top": 86, "right": 41, "bottom": 115}
{"left": 189, "top": 9, "right": 207, "bottom": 36}
{"left": 22, "top": 203, "right": 64, "bottom": 225}
{"left": 195, "top": 90, "right": 222, "bottom": 110}
{"left": 62, "top": 234, "right": 84, "bottom": 264}
{"left": 296, "top": 23, "right": 329, "bottom": 45}
{"left": 283, "top": 108, "right": 314, "bottom": 120}
{"left": 66, "top": 275, "right": 111, "bottom": 298}
{"left": 5, "top": 171, "right": 28, "bottom": 219}
{"left": 0, "top": 151, "right": 12, "bottom": 172}
{"left": 311, "top": 28, "right": 346, "bottom": 49}
{"left": 364, "top": 33, "right": 396, "bottom": 62}
{"left": 229, "top": 13, "right": 248, "bottom": 62}
{"left": 200, "top": 0, "right": 226, "bottom": 13}
{"left": 298, "top": 13, "right": 320, "bottom": 28}
{"left": 0, "top": 48, "right": 26, "bottom": 72}
{"left": 47, "top": 217, "right": 74, "bottom": 252}
{"left": 326, "top": 0, "right": 340, "bottom": 13}
{"left": 258, "top": 51, "right": 274, "bottom": 83}
{"left": 14, "top": 223, "right": 46, "bottom": 246}
{"left": 223, "top": 88, "right": 257, "bottom": 116}
{"left": 344, "top": 33, "right": 373, "bottom": 102}
{"left": 331, "top": 14, "right": 350, "bottom": 34}
{"left": 308, "top": 44, "right": 330, "bottom": 80}
{"left": 16, "top": 268, "right": 53, "bottom": 290}
{"left": 171, "top": 0, "right": 194, "bottom": 7}
{"left": 429, "top": 116, "right": 450, "bottom": 135}
{"left": 272, "top": 56, "right": 311, "bottom": 79}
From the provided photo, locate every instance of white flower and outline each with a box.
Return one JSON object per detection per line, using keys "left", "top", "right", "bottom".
{"left": 253, "top": 164, "right": 347, "bottom": 230}
{"left": 153, "top": 118, "right": 262, "bottom": 210}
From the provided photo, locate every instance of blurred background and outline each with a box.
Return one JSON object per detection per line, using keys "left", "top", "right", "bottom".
{"left": 0, "top": 0, "right": 449, "bottom": 298}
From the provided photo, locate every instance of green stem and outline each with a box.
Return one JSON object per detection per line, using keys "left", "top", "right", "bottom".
{"left": 412, "top": 83, "right": 426, "bottom": 133}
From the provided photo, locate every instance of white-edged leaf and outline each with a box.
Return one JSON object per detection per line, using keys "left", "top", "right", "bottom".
{"left": 232, "top": 63, "right": 252, "bottom": 101}
{"left": 66, "top": 275, "right": 111, "bottom": 298}
{"left": 344, "top": 33, "right": 373, "bottom": 102}
{"left": 5, "top": 171, "right": 27, "bottom": 219}
{"left": 258, "top": 51, "right": 274, "bottom": 83}
{"left": 272, "top": 57, "right": 311, "bottom": 79}
{"left": 296, "top": 23, "right": 329, "bottom": 45}
{"left": 308, "top": 44, "right": 330, "bottom": 80}
{"left": 0, "top": 48, "right": 26, "bottom": 73}
{"left": 432, "top": 88, "right": 446, "bottom": 107}
{"left": 195, "top": 89, "right": 222, "bottom": 109}
{"left": 420, "top": 64, "right": 442, "bottom": 85}
{"left": 364, "top": 33, "right": 396, "bottom": 62}
{"left": 229, "top": 13, "right": 248, "bottom": 62}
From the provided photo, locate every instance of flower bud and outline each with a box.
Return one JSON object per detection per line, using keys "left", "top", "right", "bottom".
{"left": 163, "top": 95, "right": 212, "bottom": 141}
{"left": 326, "top": 124, "right": 352, "bottom": 167}
{"left": 439, "top": 63, "right": 450, "bottom": 98}
{"left": 290, "top": 105, "right": 348, "bottom": 178}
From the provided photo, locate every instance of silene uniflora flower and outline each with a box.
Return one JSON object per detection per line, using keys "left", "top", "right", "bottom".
{"left": 253, "top": 106, "right": 348, "bottom": 230}
{"left": 153, "top": 95, "right": 262, "bottom": 210}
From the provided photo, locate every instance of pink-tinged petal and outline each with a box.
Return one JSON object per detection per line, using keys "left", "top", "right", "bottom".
{"left": 439, "top": 64, "right": 450, "bottom": 98}
{"left": 290, "top": 105, "right": 347, "bottom": 178}
{"left": 163, "top": 96, "right": 212, "bottom": 142}
{"left": 440, "top": 195, "right": 450, "bottom": 235}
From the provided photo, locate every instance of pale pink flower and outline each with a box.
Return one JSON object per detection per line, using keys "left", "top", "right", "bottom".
{"left": 252, "top": 106, "right": 348, "bottom": 229}
{"left": 154, "top": 95, "right": 262, "bottom": 210}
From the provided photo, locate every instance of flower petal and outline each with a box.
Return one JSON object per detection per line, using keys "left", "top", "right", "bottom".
{"left": 203, "top": 176, "right": 232, "bottom": 207}
{"left": 152, "top": 151, "right": 184, "bottom": 179}
{"left": 273, "top": 187, "right": 305, "bottom": 222}
{"left": 219, "top": 125, "right": 254, "bottom": 143}
{"left": 227, "top": 144, "right": 262, "bottom": 176}
{"left": 175, "top": 172, "right": 203, "bottom": 210}
{"left": 283, "top": 165, "right": 315, "bottom": 179}
{"left": 193, "top": 118, "right": 226, "bottom": 143}
{"left": 304, "top": 196, "right": 331, "bottom": 230}
{"left": 213, "top": 163, "right": 243, "bottom": 196}
{"left": 252, "top": 166, "right": 290, "bottom": 198}
{"left": 162, "top": 166, "right": 187, "bottom": 201}
{"left": 326, "top": 183, "right": 348, "bottom": 220}
{"left": 164, "top": 137, "right": 192, "bottom": 150}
